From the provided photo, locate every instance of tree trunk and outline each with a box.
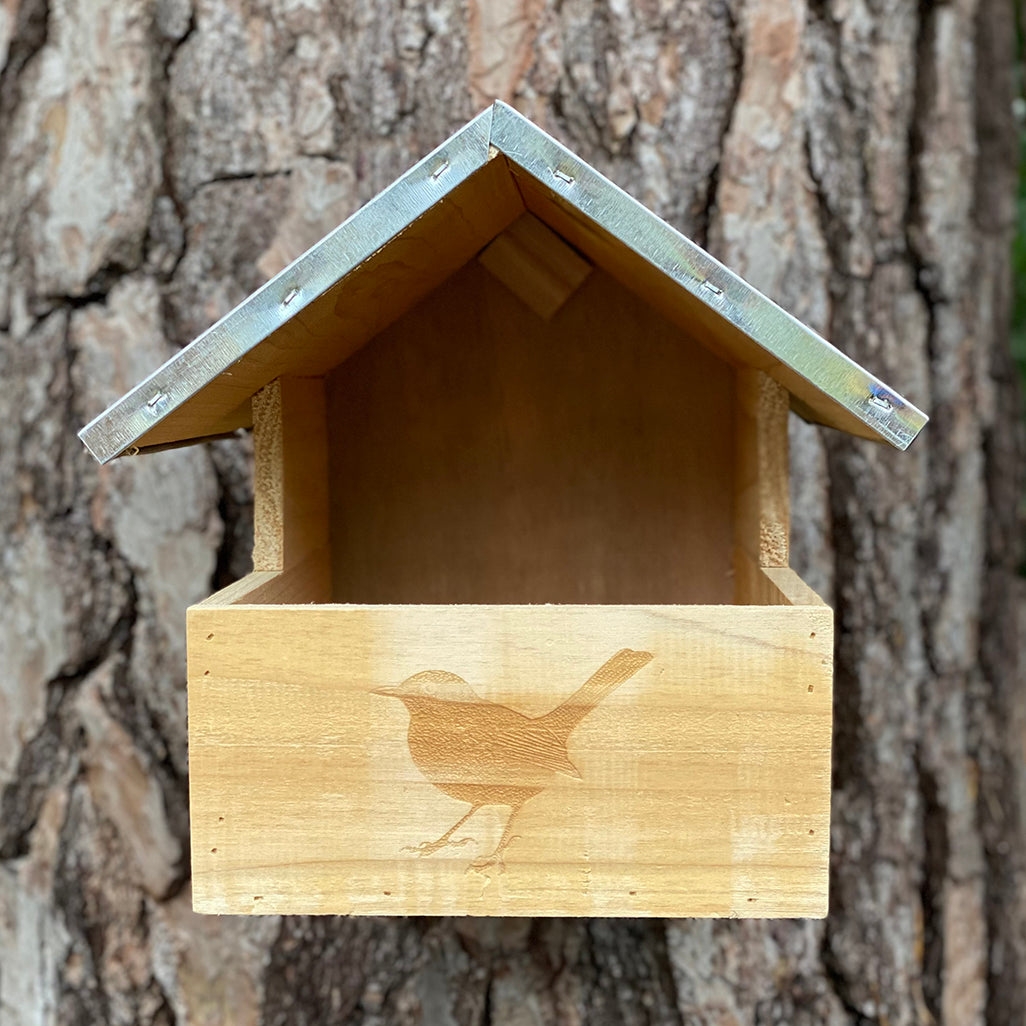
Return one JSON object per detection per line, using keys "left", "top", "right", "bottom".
{"left": 1, "top": 0, "right": 1022, "bottom": 1023}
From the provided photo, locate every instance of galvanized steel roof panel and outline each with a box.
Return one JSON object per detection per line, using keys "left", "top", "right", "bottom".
{"left": 79, "top": 102, "right": 926, "bottom": 463}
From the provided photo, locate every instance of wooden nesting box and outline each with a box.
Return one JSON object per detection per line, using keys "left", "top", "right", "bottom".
{"left": 80, "top": 103, "right": 926, "bottom": 918}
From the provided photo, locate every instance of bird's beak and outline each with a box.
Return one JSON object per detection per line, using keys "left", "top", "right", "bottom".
{"left": 371, "top": 685, "right": 400, "bottom": 697}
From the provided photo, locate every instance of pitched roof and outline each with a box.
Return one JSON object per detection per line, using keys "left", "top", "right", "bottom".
{"left": 79, "top": 102, "right": 926, "bottom": 464}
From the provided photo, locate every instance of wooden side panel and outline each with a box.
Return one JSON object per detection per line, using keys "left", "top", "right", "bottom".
{"left": 325, "top": 262, "right": 736, "bottom": 604}
{"left": 734, "top": 368, "right": 790, "bottom": 567}
{"left": 733, "top": 369, "right": 789, "bottom": 603}
{"left": 187, "top": 602, "right": 833, "bottom": 918}
{"left": 251, "top": 376, "right": 331, "bottom": 590}
{"left": 251, "top": 381, "right": 285, "bottom": 571}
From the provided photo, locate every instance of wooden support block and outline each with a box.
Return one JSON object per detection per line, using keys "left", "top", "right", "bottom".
{"left": 251, "top": 376, "right": 330, "bottom": 574}
{"left": 187, "top": 601, "right": 832, "bottom": 918}
{"left": 734, "top": 369, "right": 790, "bottom": 602}
{"left": 479, "top": 212, "right": 591, "bottom": 319}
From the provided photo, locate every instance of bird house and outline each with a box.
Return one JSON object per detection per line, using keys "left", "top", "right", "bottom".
{"left": 80, "top": 103, "right": 925, "bottom": 919}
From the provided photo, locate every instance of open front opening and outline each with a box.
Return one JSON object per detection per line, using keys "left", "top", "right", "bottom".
{"left": 241, "top": 190, "right": 799, "bottom": 608}
{"left": 322, "top": 259, "right": 735, "bottom": 604}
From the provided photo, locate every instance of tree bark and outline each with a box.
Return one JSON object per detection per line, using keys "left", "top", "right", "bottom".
{"left": 1, "top": 0, "right": 1022, "bottom": 1023}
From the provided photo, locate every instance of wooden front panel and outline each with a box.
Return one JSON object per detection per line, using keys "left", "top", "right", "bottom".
{"left": 324, "top": 261, "right": 736, "bottom": 604}
{"left": 188, "top": 601, "right": 832, "bottom": 918}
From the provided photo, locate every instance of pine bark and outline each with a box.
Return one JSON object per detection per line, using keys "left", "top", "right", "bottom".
{"left": 0, "top": 0, "right": 1022, "bottom": 1023}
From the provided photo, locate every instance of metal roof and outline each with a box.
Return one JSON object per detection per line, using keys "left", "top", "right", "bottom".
{"left": 79, "top": 101, "right": 927, "bottom": 463}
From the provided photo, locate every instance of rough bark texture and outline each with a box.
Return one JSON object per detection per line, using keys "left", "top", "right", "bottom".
{"left": 0, "top": 0, "right": 1022, "bottom": 1023}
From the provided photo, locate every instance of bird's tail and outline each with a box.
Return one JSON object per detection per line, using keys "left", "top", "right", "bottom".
{"left": 542, "top": 649, "right": 653, "bottom": 737}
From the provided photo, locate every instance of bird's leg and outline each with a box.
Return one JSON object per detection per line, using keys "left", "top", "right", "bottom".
{"left": 469, "top": 803, "right": 526, "bottom": 872}
{"left": 403, "top": 806, "right": 480, "bottom": 857}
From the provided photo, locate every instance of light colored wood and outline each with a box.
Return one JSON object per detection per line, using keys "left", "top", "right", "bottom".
{"left": 478, "top": 212, "right": 591, "bottom": 319}
{"left": 507, "top": 162, "right": 885, "bottom": 444}
{"left": 251, "top": 381, "right": 284, "bottom": 571}
{"left": 733, "top": 369, "right": 789, "bottom": 603}
{"left": 194, "top": 550, "right": 332, "bottom": 607}
{"left": 753, "top": 372, "right": 791, "bottom": 565}
{"left": 325, "top": 261, "right": 736, "bottom": 604}
{"left": 251, "top": 376, "right": 330, "bottom": 573}
{"left": 762, "top": 566, "right": 828, "bottom": 607}
{"left": 187, "top": 601, "right": 833, "bottom": 917}
{"left": 734, "top": 550, "right": 787, "bottom": 605}
{"left": 197, "top": 559, "right": 828, "bottom": 611}
{"left": 733, "top": 555, "right": 829, "bottom": 608}
{"left": 133, "top": 156, "right": 524, "bottom": 450}
{"left": 137, "top": 399, "right": 254, "bottom": 447}
{"left": 194, "top": 571, "right": 284, "bottom": 608}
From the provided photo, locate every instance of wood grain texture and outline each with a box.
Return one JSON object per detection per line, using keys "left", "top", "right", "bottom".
{"left": 187, "top": 601, "right": 833, "bottom": 917}
{"left": 734, "top": 368, "right": 790, "bottom": 604}
{"left": 194, "top": 550, "right": 333, "bottom": 607}
{"left": 325, "top": 261, "right": 736, "bottom": 604}
{"left": 762, "top": 566, "right": 827, "bottom": 608}
{"left": 251, "top": 376, "right": 330, "bottom": 575}
{"left": 735, "top": 550, "right": 781, "bottom": 606}
{"left": 251, "top": 380, "right": 284, "bottom": 571}
{"left": 478, "top": 211, "right": 591, "bottom": 319}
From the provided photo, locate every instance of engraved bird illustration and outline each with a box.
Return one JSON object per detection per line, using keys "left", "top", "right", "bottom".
{"left": 373, "top": 649, "right": 654, "bottom": 868}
